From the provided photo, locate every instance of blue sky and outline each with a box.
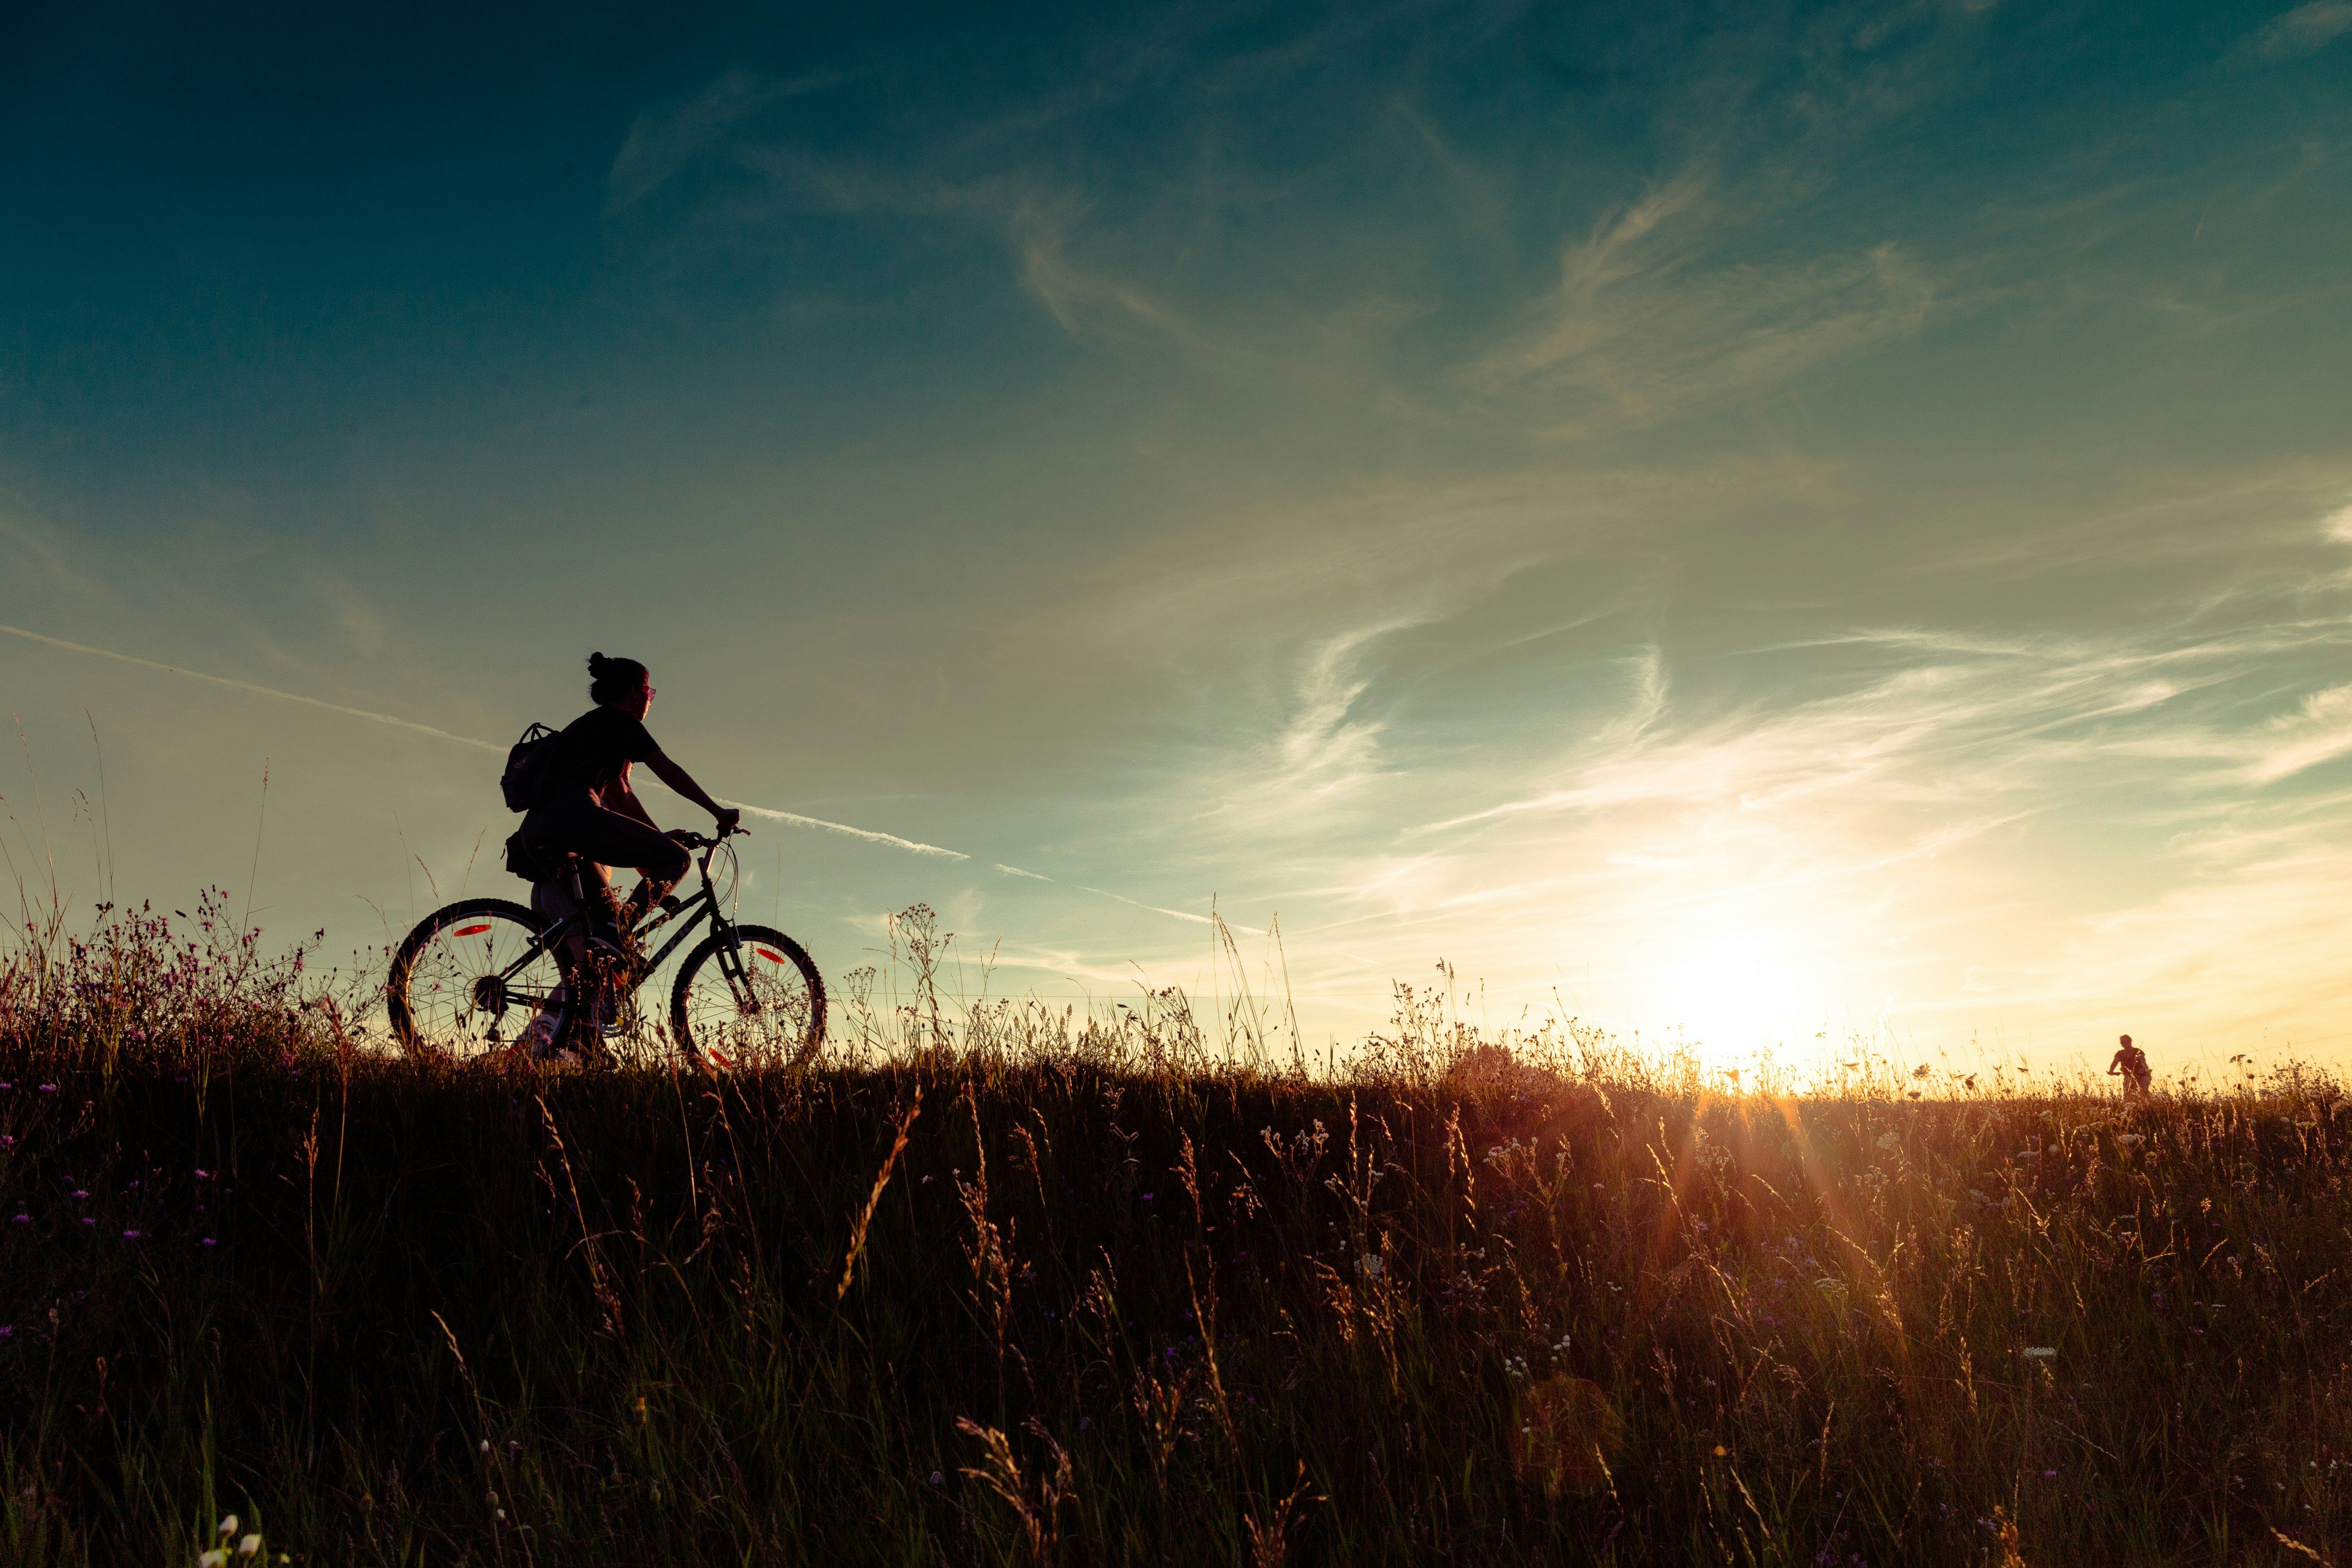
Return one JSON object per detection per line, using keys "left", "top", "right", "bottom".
{"left": 7, "top": 0, "right": 2352, "bottom": 1073}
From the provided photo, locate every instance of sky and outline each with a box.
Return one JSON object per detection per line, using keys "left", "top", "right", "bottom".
{"left": 5, "top": 0, "right": 2352, "bottom": 1077}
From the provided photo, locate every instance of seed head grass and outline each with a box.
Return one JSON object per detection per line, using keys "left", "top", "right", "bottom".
{"left": 1, "top": 898, "right": 2347, "bottom": 1564}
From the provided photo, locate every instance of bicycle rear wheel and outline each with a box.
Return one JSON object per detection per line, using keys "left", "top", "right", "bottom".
{"left": 387, "top": 897, "right": 561, "bottom": 1060}
{"left": 670, "top": 924, "right": 825, "bottom": 1068}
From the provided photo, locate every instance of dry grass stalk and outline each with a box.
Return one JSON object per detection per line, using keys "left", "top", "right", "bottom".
{"left": 955, "top": 1416, "right": 1073, "bottom": 1564}
{"left": 836, "top": 1083, "right": 923, "bottom": 1300}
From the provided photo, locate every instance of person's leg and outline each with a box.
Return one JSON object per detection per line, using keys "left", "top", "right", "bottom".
{"left": 563, "top": 805, "right": 689, "bottom": 940}
{"left": 617, "top": 862, "right": 680, "bottom": 931}
{"left": 523, "top": 788, "right": 630, "bottom": 962}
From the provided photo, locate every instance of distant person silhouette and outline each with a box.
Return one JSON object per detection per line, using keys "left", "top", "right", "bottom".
{"left": 2107, "top": 1034, "right": 2152, "bottom": 1102}
{"left": 520, "top": 653, "right": 740, "bottom": 952}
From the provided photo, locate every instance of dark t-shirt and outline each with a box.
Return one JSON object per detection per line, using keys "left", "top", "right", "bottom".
{"left": 548, "top": 706, "right": 658, "bottom": 791}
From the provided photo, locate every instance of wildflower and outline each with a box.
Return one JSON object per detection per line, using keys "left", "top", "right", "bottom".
{"left": 0, "top": 1325, "right": 12, "bottom": 1338}
{"left": 219, "top": 1516, "right": 239, "bottom": 1536}
{"left": 201, "top": 1238, "right": 216, "bottom": 1247}
{"left": 72, "top": 1190, "right": 88, "bottom": 1200}
{"left": 10, "top": 1215, "right": 26, "bottom": 1225}
{"left": 479, "top": 1439, "right": 491, "bottom": 1454}
{"left": 200, "top": 1552, "right": 227, "bottom": 1567}
{"left": 238, "top": 1536, "right": 261, "bottom": 1557}
{"left": 79, "top": 1217, "right": 95, "bottom": 1227}
{"left": 38, "top": 1085, "right": 55, "bottom": 1093}
{"left": 929, "top": 1471, "right": 944, "bottom": 1485}
{"left": 122, "top": 1229, "right": 140, "bottom": 1241}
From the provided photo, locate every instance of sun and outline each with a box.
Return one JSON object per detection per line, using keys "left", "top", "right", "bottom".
{"left": 1654, "top": 928, "right": 1823, "bottom": 1065}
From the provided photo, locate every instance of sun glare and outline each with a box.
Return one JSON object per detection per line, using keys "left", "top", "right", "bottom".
{"left": 1653, "top": 929, "right": 1823, "bottom": 1067}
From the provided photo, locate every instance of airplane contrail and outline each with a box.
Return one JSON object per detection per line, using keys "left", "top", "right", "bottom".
{"left": 0, "top": 620, "right": 966, "bottom": 858}
{"left": 720, "top": 801, "right": 964, "bottom": 859}
{"left": 0, "top": 621, "right": 1239, "bottom": 929}
{"left": 0, "top": 620, "right": 508, "bottom": 754}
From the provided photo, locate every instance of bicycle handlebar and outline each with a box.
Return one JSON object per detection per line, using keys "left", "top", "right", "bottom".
{"left": 676, "top": 826, "right": 750, "bottom": 850}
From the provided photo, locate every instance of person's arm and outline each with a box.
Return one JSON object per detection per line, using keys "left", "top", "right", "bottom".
{"left": 645, "top": 747, "right": 740, "bottom": 831}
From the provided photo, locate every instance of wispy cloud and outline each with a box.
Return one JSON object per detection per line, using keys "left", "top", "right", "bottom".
{"left": 1458, "top": 173, "right": 1938, "bottom": 434}
{"left": 2248, "top": 1, "right": 2352, "bottom": 59}
{"left": 607, "top": 68, "right": 849, "bottom": 209}
{"left": 2240, "top": 683, "right": 2352, "bottom": 783}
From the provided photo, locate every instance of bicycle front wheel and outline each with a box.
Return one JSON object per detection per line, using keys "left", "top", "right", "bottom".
{"left": 387, "top": 897, "right": 561, "bottom": 1060}
{"left": 670, "top": 924, "right": 825, "bottom": 1068}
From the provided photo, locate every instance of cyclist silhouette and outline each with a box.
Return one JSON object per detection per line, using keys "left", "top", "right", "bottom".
{"left": 520, "top": 652, "right": 741, "bottom": 958}
{"left": 2107, "top": 1033, "right": 2152, "bottom": 1101}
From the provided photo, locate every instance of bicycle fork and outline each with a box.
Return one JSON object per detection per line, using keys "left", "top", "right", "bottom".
{"left": 712, "top": 927, "right": 759, "bottom": 1013}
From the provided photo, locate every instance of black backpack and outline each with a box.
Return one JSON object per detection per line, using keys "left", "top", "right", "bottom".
{"left": 500, "top": 722, "right": 560, "bottom": 812}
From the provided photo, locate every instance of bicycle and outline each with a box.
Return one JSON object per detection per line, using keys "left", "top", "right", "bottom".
{"left": 386, "top": 828, "right": 825, "bottom": 1067}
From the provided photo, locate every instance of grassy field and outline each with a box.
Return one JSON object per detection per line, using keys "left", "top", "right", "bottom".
{"left": 2, "top": 900, "right": 2348, "bottom": 1564}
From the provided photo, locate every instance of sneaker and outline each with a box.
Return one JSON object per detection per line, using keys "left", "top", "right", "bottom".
{"left": 516, "top": 1011, "right": 560, "bottom": 1059}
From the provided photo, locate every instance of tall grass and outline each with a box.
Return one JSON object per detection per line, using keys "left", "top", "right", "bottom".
{"left": 1, "top": 898, "right": 2346, "bottom": 1565}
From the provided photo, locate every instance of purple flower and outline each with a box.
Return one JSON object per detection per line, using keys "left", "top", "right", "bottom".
{"left": 38, "top": 1085, "right": 56, "bottom": 1094}
{"left": 122, "top": 1229, "right": 140, "bottom": 1241}
{"left": 72, "top": 1190, "right": 87, "bottom": 1200}
{"left": 0, "top": 1325, "right": 11, "bottom": 1338}
{"left": 0, "top": 1082, "right": 10, "bottom": 1091}
{"left": 194, "top": 1169, "right": 210, "bottom": 1180}
{"left": 79, "top": 1217, "right": 95, "bottom": 1227}
{"left": 201, "top": 1237, "right": 216, "bottom": 1247}
{"left": 0, "top": 1136, "right": 12, "bottom": 1148}
{"left": 10, "top": 1215, "right": 26, "bottom": 1224}
{"left": 1141, "top": 1192, "right": 1155, "bottom": 1201}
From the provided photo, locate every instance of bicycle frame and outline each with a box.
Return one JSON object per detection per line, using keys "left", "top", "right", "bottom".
{"left": 489, "top": 835, "right": 753, "bottom": 1017}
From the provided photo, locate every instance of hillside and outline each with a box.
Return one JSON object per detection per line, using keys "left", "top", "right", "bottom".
{"left": 2, "top": 910, "right": 2347, "bottom": 1563}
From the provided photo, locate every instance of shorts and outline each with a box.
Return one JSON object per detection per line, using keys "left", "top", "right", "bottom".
{"left": 520, "top": 781, "right": 691, "bottom": 903}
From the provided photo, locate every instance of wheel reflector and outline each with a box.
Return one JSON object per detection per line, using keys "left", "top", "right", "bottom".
{"left": 452, "top": 923, "right": 492, "bottom": 936}
{"left": 756, "top": 948, "right": 786, "bottom": 963}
